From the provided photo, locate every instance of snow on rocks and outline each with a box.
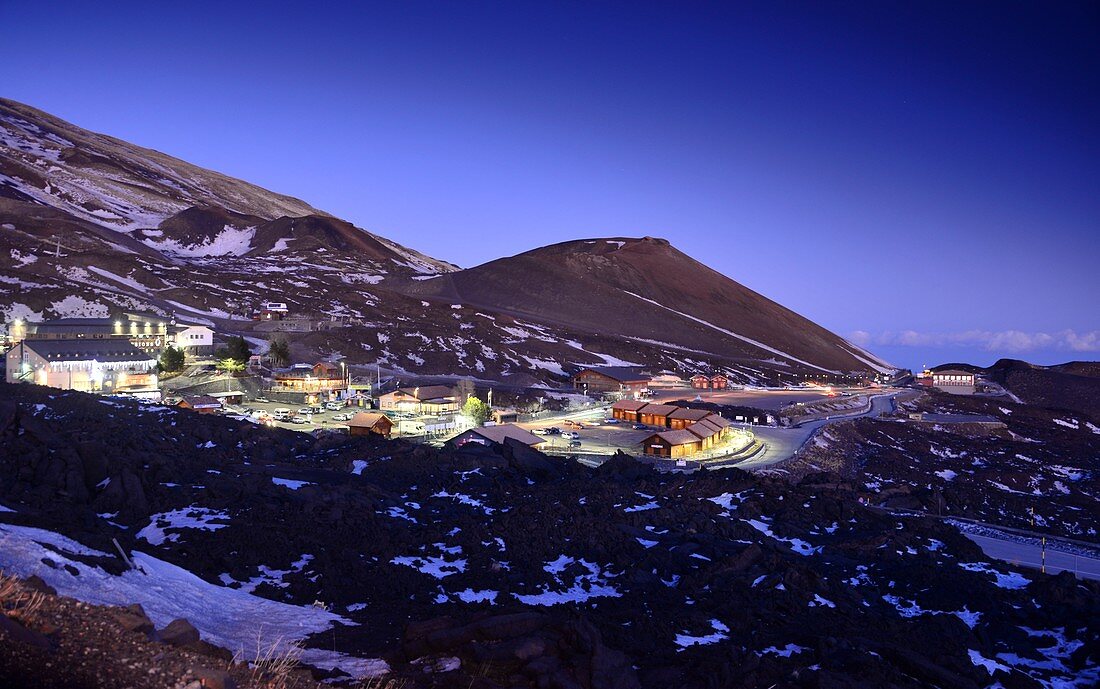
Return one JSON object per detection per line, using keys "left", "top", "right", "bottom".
{"left": 136, "top": 506, "right": 229, "bottom": 545}
{"left": 513, "top": 555, "right": 621, "bottom": 606}
{"left": 0, "top": 523, "right": 387, "bottom": 678}
{"left": 272, "top": 477, "right": 315, "bottom": 490}
{"left": 744, "top": 518, "right": 820, "bottom": 556}
{"left": 958, "top": 562, "right": 1030, "bottom": 589}
{"left": 674, "top": 619, "right": 729, "bottom": 648}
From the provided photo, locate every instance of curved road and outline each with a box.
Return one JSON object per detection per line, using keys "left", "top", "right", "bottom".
{"left": 726, "top": 390, "right": 914, "bottom": 471}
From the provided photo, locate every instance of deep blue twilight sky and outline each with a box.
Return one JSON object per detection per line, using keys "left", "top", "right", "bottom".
{"left": 3, "top": 1, "right": 1097, "bottom": 369}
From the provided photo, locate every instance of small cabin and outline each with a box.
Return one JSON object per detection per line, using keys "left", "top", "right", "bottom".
{"left": 347, "top": 412, "right": 393, "bottom": 438}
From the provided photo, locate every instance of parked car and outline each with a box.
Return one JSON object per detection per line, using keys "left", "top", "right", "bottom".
{"left": 546, "top": 427, "right": 562, "bottom": 435}
{"left": 532, "top": 428, "right": 549, "bottom": 436}
{"left": 272, "top": 408, "right": 292, "bottom": 421}
{"left": 604, "top": 418, "right": 620, "bottom": 424}
{"left": 291, "top": 415, "right": 308, "bottom": 424}
{"left": 567, "top": 439, "right": 582, "bottom": 448}
{"left": 331, "top": 412, "right": 353, "bottom": 422}
{"left": 563, "top": 431, "right": 580, "bottom": 439}
{"left": 632, "top": 423, "right": 647, "bottom": 430}
{"left": 296, "top": 408, "right": 313, "bottom": 416}
{"left": 325, "top": 401, "right": 344, "bottom": 411}
{"left": 253, "top": 397, "right": 270, "bottom": 403}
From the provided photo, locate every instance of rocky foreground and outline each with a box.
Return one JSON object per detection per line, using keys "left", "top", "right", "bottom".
{"left": 778, "top": 388, "right": 1100, "bottom": 544}
{"left": 1, "top": 382, "right": 1098, "bottom": 688}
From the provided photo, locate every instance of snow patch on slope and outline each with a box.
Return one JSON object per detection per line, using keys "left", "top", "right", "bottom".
{"left": 622, "top": 290, "right": 840, "bottom": 374}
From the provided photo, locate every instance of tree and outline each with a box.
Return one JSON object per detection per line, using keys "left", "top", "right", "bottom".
{"left": 216, "top": 358, "right": 246, "bottom": 374}
{"left": 461, "top": 396, "right": 491, "bottom": 426}
{"left": 268, "top": 335, "right": 291, "bottom": 368}
{"left": 158, "top": 346, "right": 186, "bottom": 373}
{"left": 225, "top": 335, "right": 252, "bottom": 365}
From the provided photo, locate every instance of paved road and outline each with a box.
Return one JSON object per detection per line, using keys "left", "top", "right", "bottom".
{"left": 965, "top": 534, "right": 1100, "bottom": 581}
{"left": 730, "top": 390, "right": 910, "bottom": 470}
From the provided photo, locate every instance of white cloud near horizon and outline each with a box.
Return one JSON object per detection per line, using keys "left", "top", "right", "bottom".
{"left": 848, "top": 329, "right": 1100, "bottom": 353}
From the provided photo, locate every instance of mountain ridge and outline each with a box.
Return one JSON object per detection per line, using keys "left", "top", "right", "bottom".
{"left": 1, "top": 97, "right": 890, "bottom": 383}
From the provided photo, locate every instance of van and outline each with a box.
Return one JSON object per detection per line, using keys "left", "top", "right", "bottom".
{"left": 272, "top": 408, "right": 291, "bottom": 421}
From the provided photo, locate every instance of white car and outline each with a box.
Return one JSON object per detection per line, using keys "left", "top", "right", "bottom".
{"left": 563, "top": 431, "right": 580, "bottom": 439}
{"left": 326, "top": 401, "right": 345, "bottom": 411}
{"left": 331, "top": 412, "right": 353, "bottom": 422}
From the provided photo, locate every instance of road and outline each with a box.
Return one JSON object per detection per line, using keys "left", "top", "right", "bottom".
{"left": 964, "top": 534, "right": 1100, "bottom": 581}
{"left": 728, "top": 390, "right": 910, "bottom": 470}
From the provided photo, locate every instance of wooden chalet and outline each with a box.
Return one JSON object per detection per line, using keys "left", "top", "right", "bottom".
{"left": 641, "top": 429, "right": 702, "bottom": 458}
{"left": 610, "top": 399, "right": 649, "bottom": 422}
{"left": 638, "top": 405, "right": 734, "bottom": 457}
{"left": 636, "top": 403, "right": 678, "bottom": 428}
{"left": 691, "top": 373, "right": 729, "bottom": 390}
{"left": 667, "top": 407, "right": 713, "bottom": 430}
{"left": 448, "top": 424, "right": 545, "bottom": 449}
{"left": 177, "top": 395, "right": 223, "bottom": 414}
{"left": 572, "top": 366, "right": 650, "bottom": 394}
{"left": 347, "top": 411, "right": 393, "bottom": 438}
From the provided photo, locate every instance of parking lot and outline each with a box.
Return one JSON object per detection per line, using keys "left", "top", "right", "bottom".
{"left": 647, "top": 386, "right": 870, "bottom": 411}
{"left": 217, "top": 398, "right": 370, "bottom": 431}
{"left": 516, "top": 408, "right": 662, "bottom": 455}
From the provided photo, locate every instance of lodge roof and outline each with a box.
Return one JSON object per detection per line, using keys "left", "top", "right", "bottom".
{"left": 392, "top": 385, "right": 457, "bottom": 401}
{"left": 668, "top": 407, "right": 713, "bottom": 421}
{"left": 459, "top": 424, "right": 544, "bottom": 447}
{"left": 687, "top": 418, "right": 722, "bottom": 439}
{"left": 179, "top": 395, "right": 221, "bottom": 408}
{"left": 21, "top": 338, "right": 156, "bottom": 363}
{"left": 649, "top": 429, "right": 701, "bottom": 446}
{"left": 637, "top": 403, "right": 679, "bottom": 417}
{"left": 348, "top": 412, "right": 392, "bottom": 428}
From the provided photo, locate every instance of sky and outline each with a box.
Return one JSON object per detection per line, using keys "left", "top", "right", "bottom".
{"left": 3, "top": 1, "right": 1097, "bottom": 370}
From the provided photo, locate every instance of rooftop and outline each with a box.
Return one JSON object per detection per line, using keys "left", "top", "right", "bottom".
{"left": 21, "top": 339, "right": 156, "bottom": 363}
{"left": 348, "top": 411, "right": 391, "bottom": 428}
{"left": 638, "top": 403, "right": 679, "bottom": 416}
{"left": 459, "top": 424, "right": 544, "bottom": 447}
{"left": 650, "top": 429, "right": 701, "bottom": 446}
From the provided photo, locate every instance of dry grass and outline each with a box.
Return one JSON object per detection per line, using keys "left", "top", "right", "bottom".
{"left": 0, "top": 571, "right": 47, "bottom": 623}
{"left": 355, "top": 677, "right": 408, "bottom": 689}
{"left": 227, "top": 627, "right": 305, "bottom": 689}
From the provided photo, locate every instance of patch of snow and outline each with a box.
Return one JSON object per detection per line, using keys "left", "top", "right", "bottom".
{"left": 136, "top": 506, "right": 229, "bottom": 546}
{"left": 272, "top": 477, "right": 315, "bottom": 490}
{"left": 0, "top": 523, "right": 385, "bottom": 678}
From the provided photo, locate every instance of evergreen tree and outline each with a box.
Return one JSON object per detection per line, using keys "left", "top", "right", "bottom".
{"left": 268, "top": 335, "right": 291, "bottom": 367}
{"left": 158, "top": 346, "right": 186, "bottom": 372}
{"left": 225, "top": 335, "right": 252, "bottom": 365}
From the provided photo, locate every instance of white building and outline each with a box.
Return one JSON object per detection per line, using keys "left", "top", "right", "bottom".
{"left": 173, "top": 323, "right": 214, "bottom": 355}
{"left": 6, "top": 339, "right": 159, "bottom": 397}
{"left": 932, "top": 369, "right": 976, "bottom": 387}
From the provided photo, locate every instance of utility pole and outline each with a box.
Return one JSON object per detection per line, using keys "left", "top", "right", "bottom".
{"left": 1041, "top": 536, "right": 1046, "bottom": 574}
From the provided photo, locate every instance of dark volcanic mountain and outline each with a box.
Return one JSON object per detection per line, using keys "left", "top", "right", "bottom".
{"left": 1, "top": 97, "right": 889, "bottom": 383}
{"left": 400, "top": 236, "right": 890, "bottom": 375}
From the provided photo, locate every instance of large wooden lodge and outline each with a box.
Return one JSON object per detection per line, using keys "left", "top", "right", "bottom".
{"left": 611, "top": 399, "right": 734, "bottom": 458}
